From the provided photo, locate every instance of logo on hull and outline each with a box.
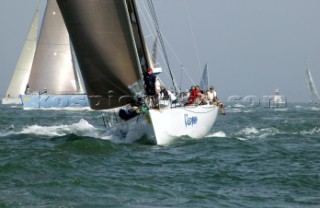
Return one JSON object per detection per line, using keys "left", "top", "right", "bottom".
{"left": 184, "top": 114, "right": 198, "bottom": 127}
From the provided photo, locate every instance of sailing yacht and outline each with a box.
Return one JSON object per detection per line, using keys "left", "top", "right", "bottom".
{"left": 2, "top": 10, "right": 39, "bottom": 105}
{"left": 305, "top": 66, "right": 320, "bottom": 104}
{"left": 20, "top": 0, "right": 88, "bottom": 109}
{"left": 57, "top": 0, "right": 219, "bottom": 144}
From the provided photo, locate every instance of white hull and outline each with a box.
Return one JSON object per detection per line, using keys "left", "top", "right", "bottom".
{"left": 148, "top": 105, "right": 219, "bottom": 144}
{"left": 105, "top": 105, "right": 219, "bottom": 145}
{"left": 2, "top": 98, "right": 22, "bottom": 105}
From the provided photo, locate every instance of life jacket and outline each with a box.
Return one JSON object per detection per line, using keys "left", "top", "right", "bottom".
{"left": 188, "top": 89, "right": 199, "bottom": 104}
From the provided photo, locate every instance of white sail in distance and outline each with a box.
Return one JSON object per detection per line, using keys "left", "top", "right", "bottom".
{"left": 2, "top": 10, "right": 39, "bottom": 104}
{"left": 27, "top": 0, "right": 82, "bottom": 95}
{"left": 305, "top": 66, "right": 320, "bottom": 104}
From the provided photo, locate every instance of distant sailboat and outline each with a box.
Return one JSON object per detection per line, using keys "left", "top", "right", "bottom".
{"left": 21, "top": 0, "right": 88, "bottom": 109}
{"left": 2, "top": 10, "right": 39, "bottom": 105}
{"left": 305, "top": 65, "right": 320, "bottom": 104}
{"left": 199, "top": 63, "right": 209, "bottom": 92}
{"left": 273, "top": 88, "right": 286, "bottom": 105}
{"left": 57, "top": 0, "right": 219, "bottom": 145}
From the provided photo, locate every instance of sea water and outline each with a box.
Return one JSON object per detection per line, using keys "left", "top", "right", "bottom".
{"left": 0, "top": 103, "right": 319, "bottom": 207}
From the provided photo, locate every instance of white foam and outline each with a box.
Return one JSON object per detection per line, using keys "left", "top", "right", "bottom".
{"left": 301, "top": 127, "right": 320, "bottom": 135}
{"left": 310, "top": 107, "right": 320, "bottom": 111}
{"left": 240, "top": 127, "right": 259, "bottom": 135}
{"left": 9, "top": 105, "right": 21, "bottom": 108}
{"left": 19, "top": 119, "right": 98, "bottom": 137}
{"left": 0, "top": 125, "right": 15, "bottom": 137}
{"left": 23, "top": 107, "right": 91, "bottom": 111}
{"left": 236, "top": 137, "right": 248, "bottom": 141}
{"left": 0, "top": 132, "right": 12, "bottom": 137}
{"left": 206, "top": 131, "right": 226, "bottom": 138}
{"left": 274, "top": 108, "right": 287, "bottom": 112}
{"left": 101, "top": 122, "right": 149, "bottom": 144}
{"left": 259, "top": 127, "right": 280, "bottom": 138}
{"left": 235, "top": 127, "right": 260, "bottom": 140}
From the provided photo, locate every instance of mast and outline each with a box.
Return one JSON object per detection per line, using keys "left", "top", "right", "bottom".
{"left": 146, "top": 0, "right": 180, "bottom": 95}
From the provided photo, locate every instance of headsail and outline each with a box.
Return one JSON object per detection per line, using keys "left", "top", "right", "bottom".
{"left": 27, "top": 0, "right": 81, "bottom": 95}
{"left": 57, "top": 0, "right": 150, "bottom": 109}
{"left": 305, "top": 66, "right": 320, "bottom": 104}
{"left": 199, "top": 63, "right": 209, "bottom": 91}
{"left": 2, "top": 9, "right": 39, "bottom": 104}
{"left": 146, "top": 37, "right": 162, "bottom": 74}
{"left": 152, "top": 37, "right": 160, "bottom": 68}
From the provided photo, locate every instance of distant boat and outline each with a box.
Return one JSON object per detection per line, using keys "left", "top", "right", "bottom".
{"left": 57, "top": 0, "right": 219, "bottom": 145}
{"left": 305, "top": 65, "right": 320, "bottom": 104}
{"left": 20, "top": 0, "right": 88, "bottom": 109}
{"left": 2, "top": 9, "right": 39, "bottom": 105}
{"left": 199, "top": 63, "right": 209, "bottom": 92}
{"left": 273, "top": 88, "right": 286, "bottom": 105}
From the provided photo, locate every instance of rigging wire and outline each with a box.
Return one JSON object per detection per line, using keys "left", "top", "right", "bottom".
{"left": 146, "top": 0, "right": 180, "bottom": 94}
{"left": 136, "top": 1, "right": 170, "bottom": 78}
{"left": 184, "top": 0, "right": 202, "bottom": 73}
{"left": 138, "top": 1, "right": 196, "bottom": 87}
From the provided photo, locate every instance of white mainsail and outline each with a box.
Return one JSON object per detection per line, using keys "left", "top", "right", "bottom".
{"left": 305, "top": 66, "right": 320, "bottom": 104}
{"left": 2, "top": 10, "right": 39, "bottom": 105}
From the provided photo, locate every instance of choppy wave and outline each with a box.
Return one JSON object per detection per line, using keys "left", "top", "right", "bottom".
{"left": 225, "top": 108, "right": 243, "bottom": 113}
{"left": 310, "top": 106, "right": 320, "bottom": 111}
{"left": 206, "top": 131, "right": 227, "bottom": 138}
{"left": 274, "top": 108, "right": 288, "bottom": 112}
{"left": 0, "top": 103, "right": 320, "bottom": 207}
{"left": 19, "top": 119, "right": 99, "bottom": 137}
{"left": 0, "top": 124, "right": 15, "bottom": 137}
{"left": 234, "top": 126, "right": 281, "bottom": 140}
{"left": 101, "top": 128, "right": 146, "bottom": 144}
{"left": 300, "top": 127, "right": 320, "bottom": 135}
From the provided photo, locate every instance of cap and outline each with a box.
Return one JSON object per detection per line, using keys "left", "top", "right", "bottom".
{"left": 147, "top": 67, "right": 153, "bottom": 73}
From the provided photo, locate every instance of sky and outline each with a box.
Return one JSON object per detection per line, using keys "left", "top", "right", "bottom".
{"left": 1, "top": 0, "right": 320, "bottom": 103}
